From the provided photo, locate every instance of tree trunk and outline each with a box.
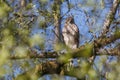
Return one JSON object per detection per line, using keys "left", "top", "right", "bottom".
{"left": 52, "top": 0, "right": 62, "bottom": 43}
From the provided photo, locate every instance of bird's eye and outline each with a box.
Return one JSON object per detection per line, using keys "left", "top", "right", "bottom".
{"left": 67, "top": 31, "right": 70, "bottom": 34}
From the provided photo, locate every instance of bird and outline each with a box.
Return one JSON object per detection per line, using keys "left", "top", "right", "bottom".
{"left": 62, "top": 16, "right": 79, "bottom": 71}
{"left": 62, "top": 16, "right": 79, "bottom": 49}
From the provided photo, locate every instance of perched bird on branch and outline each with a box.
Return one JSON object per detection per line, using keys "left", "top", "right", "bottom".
{"left": 62, "top": 16, "right": 79, "bottom": 49}
{"left": 62, "top": 16, "right": 79, "bottom": 71}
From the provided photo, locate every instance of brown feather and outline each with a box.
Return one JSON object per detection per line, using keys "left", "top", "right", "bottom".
{"left": 62, "top": 17, "right": 79, "bottom": 49}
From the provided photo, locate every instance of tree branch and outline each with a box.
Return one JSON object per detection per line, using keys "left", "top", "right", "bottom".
{"left": 100, "top": 0, "right": 120, "bottom": 37}
{"left": 15, "top": 60, "right": 87, "bottom": 80}
{"left": 97, "top": 46, "right": 120, "bottom": 56}
{"left": 95, "top": 30, "right": 120, "bottom": 48}
{"left": 94, "top": 0, "right": 120, "bottom": 50}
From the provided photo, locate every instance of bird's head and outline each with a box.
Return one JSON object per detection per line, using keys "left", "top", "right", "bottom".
{"left": 66, "top": 16, "right": 74, "bottom": 24}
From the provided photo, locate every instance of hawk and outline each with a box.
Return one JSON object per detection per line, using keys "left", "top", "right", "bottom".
{"left": 62, "top": 16, "right": 79, "bottom": 49}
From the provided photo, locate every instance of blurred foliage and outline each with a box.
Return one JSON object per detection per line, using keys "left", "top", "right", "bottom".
{"left": 29, "top": 34, "right": 45, "bottom": 49}
{"left": 26, "top": 3, "right": 33, "bottom": 10}
{"left": 80, "top": 43, "right": 93, "bottom": 57}
{"left": 0, "top": 1, "right": 11, "bottom": 18}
